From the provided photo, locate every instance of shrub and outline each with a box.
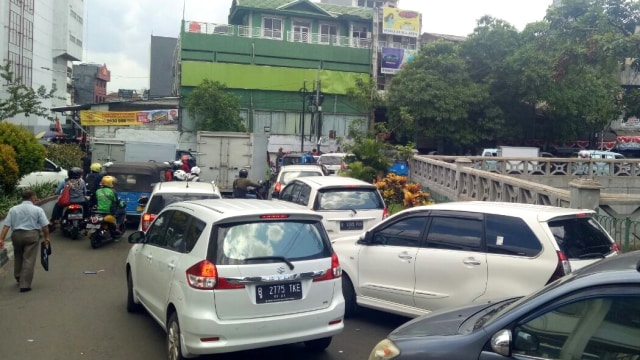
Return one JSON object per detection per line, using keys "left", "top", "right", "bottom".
{"left": 45, "top": 143, "right": 84, "bottom": 170}
{"left": 375, "top": 173, "right": 433, "bottom": 214}
{"left": 0, "top": 144, "right": 19, "bottom": 193}
{"left": 0, "top": 122, "right": 45, "bottom": 178}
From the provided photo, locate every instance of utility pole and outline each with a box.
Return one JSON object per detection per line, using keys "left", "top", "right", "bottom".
{"left": 299, "top": 81, "right": 308, "bottom": 152}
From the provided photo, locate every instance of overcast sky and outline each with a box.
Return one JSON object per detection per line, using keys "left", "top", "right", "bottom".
{"left": 83, "top": 0, "right": 553, "bottom": 93}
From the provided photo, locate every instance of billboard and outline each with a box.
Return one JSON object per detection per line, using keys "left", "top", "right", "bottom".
{"left": 382, "top": 8, "right": 420, "bottom": 38}
{"left": 381, "top": 47, "right": 417, "bottom": 74}
{"left": 80, "top": 109, "right": 179, "bottom": 126}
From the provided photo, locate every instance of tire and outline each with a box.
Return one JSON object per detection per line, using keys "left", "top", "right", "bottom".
{"left": 304, "top": 337, "right": 332, "bottom": 352}
{"left": 90, "top": 232, "right": 102, "bottom": 249}
{"left": 126, "top": 270, "right": 141, "bottom": 313}
{"left": 70, "top": 227, "right": 79, "bottom": 240}
{"left": 342, "top": 276, "right": 359, "bottom": 318}
{"left": 167, "top": 313, "right": 186, "bottom": 360}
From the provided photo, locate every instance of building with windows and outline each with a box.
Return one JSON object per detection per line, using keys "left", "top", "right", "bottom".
{"left": 175, "top": 0, "right": 374, "bottom": 151}
{"left": 0, "top": 0, "right": 83, "bottom": 132}
{"left": 72, "top": 63, "right": 110, "bottom": 105}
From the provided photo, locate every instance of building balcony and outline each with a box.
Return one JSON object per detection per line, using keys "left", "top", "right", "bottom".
{"left": 377, "top": 40, "right": 417, "bottom": 50}
{"left": 184, "top": 21, "right": 372, "bottom": 49}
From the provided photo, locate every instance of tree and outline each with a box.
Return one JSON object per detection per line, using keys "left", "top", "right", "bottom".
{"left": 0, "top": 61, "right": 58, "bottom": 121}
{"left": 386, "top": 41, "right": 491, "bottom": 153}
{"left": 0, "top": 144, "right": 19, "bottom": 193}
{"left": 346, "top": 77, "right": 384, "bottom": 129}
{"left": 185, "top": 80, "right": 246, "bottom": 132}
{"left": 0, "top": 122, "right": 46, "bottom": 189}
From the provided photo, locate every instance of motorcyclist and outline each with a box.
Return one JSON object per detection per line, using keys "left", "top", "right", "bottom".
{"left": 232, "top": 169, "right": 261, "bottom": 198}
{"left": 173, "top": 169, "right": 188, "bottom": 181}
{"left": 179, "top": 155, "right": 191, "bottom": 173}
{"left": 94, "top": 175, "right": 125, "bottom": 237}
{"left": 85, "top": 163, "right": 104, "bottom": 201}
{"left": 188, "top": 166, "right": 201, "bottom": 182}
{"left": 49, "top": 167, "right": 88, "bottom": 229}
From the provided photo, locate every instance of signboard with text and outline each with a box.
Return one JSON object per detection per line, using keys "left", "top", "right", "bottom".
{"left": 80, "top": 109, "right": 179, "bottom": 126}
{"left": 382, "top": 8, "right": 420, "bottom": 38}
{"left": 381, "top": 47, "right": 417, "bottom": 74}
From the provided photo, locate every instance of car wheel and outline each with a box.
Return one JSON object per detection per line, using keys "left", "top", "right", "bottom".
{"left": 304, "top": 336, "right": 332, "bottom": 352}
{"left": 167, "top": 313, "right": 186, "bottom": 360}
{"left": 342, "top": 275, "right": 359, "bottom": 318}
{"left": 126, "top": 270, "right": 141, "bottom": 313}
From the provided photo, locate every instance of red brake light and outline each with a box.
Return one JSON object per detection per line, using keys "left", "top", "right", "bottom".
{"left": 141, "top": 213, "right": 156, "bottom": 232}
{"left": 186, "top": 260, "right": 245, "bottom": 290}
{"left": 313, "top": 253, "right": 342, "bottom": 282}
{"left": 260, "top": 214, "right": 290, "bottom": 219}
{"left": 547, "top": 251, "right": 571, "bottom": 284}
{"left": 68, "top": 204, "right": 82, "bottom": 210}
{"left": 274, "top": 182, "right": 282, "bottom": 193}
{"left": 382, "top": 208, "right": 389, "bottom": 219}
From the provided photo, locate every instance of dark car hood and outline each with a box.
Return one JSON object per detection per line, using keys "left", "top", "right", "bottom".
{"left": 389, "top": 300, "right": 510, "bottom": 338}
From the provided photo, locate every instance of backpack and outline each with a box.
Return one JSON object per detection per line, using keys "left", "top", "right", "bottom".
{"left": 85, "top": 173, "right": 100, "bottom": 193}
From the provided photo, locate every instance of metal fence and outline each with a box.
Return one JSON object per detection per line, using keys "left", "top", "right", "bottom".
{"left": 594, "top": 211, "right": 640, "bottom": 252}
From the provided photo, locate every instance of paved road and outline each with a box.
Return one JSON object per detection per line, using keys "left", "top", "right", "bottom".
{"left": 0, "top": 226, "right": 409, "bottom": 360}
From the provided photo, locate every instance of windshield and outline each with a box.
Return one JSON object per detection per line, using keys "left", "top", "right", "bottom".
{"left": 319, "top": 156, "right": 343, "bottom": 165}
{"left": 548, "top": 216, "right": 615, "bottom": 259}
{"left": 316, "top": 188, "right": 384, "bottom": 211}
{"left": 214, "top": 220, "right": 331, "bottom": 264}
{"left": 148, "top": 193, "right": 220, "bottom": 214}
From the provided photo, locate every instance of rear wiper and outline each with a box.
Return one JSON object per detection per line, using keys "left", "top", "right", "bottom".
{"left": 244, "top": 256, "right": 294, "bottom": 270}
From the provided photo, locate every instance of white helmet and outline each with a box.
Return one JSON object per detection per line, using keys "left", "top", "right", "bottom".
{"left": 190, "top": 166, "right": 200, "bottom": 175}
{"left": 174, "top": 169, "right": 187, "bottom": 180}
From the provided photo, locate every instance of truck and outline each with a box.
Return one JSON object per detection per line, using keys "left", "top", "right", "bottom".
{"left": 497, "top": 146, "right": 540, "bottom": 173}
{"left": 196, "top": 131, "right": 269, "bottom": 195}
{"left": 91, "top": 138, "right": 195, "bottom": 165}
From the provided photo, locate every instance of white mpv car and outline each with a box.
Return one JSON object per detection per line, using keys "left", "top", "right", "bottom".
{"left": 332, "top": 201, "right": 619, "bottom": 319}
{"left": 276, "top": 176, "right": 388, "bottom": 239}
{"left": 126, "top": 199, "right": 344, "bottom": 359}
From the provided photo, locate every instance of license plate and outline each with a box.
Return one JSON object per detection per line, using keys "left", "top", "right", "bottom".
{"left": 86, "top": 224, "right": 100, "bottom": 229}
{"left": 67, "top": 213, "right": 83, "bottom": 220}
{"left": 256, "top": 282, "right": 302, "bottom": 304}
{"left": 340, "top": 220, "right": 363, "bottom": 231}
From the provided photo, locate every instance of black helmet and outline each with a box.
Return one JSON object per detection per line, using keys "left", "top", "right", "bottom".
{"left": 239, "top": 169, "right": 248, "bottom": 178}
{"left": 69, "top": 167, "right": 82, "bottom": 179}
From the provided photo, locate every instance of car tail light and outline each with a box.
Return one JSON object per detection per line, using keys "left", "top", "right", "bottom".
{"left": 186, "top": 260, "right": 245, "bottom": 290}
{"left": 140, "top": 213, "right": 156, "bottom": 232}
{"left": 382, "top": 208, "right": 389, "bottom": 219}
{"left": 313, "top": 253, "right": 342, "bottom": 282}
{"left": 68, "top": 204, "right": 82, "bottom": 210}
{"left": 611, "top": 242, "right": 621, "bottom": 254}
{"left": 547, "top": 251, "right": 571, "bottom": 284}
{"left": 274, "top": 182, "right": 282, "bottom": 193}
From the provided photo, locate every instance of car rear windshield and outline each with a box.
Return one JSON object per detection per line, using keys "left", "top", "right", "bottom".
{"left": 548, "top": 216, "right": 614, "bottom": 259}
{"left": 213, "top": 220, "right": 331, "bottom": 264}
{"left": 319, "top": 156, "right": 342, "bottom": 165}
{"left": 281, "top": 171, "right": 323, "bottom": 185}
{"left": 148, "top": 193, "right": 221, "bottom": 214}
{"left": 315, "top": 188, "right": 384, "bottom": 211}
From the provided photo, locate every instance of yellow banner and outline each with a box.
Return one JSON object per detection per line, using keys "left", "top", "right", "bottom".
{"left": 80, "top": 110, "right": 179, "bottom": 126}
{"left": 382, "top": 8, "right": 420, "bottom": 38}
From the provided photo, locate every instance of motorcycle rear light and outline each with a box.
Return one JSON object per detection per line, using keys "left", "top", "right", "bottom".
{"left": 68, "top": 204, "right": 82, "bottom": 210}
{"left": 313, "top": 253, "right": 342, "bottom": 282}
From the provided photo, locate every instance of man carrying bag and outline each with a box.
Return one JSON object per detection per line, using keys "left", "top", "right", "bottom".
{"left": 0, "top": 189, "right": 51, "bottom": 293}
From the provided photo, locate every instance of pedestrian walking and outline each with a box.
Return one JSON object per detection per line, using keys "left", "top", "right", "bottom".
{"left": 0, "top": 189, "right": 51, "bottom": 293}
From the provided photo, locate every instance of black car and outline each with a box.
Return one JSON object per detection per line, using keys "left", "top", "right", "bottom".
{"left": 369, "top": 251, "right": 640, "bottom": 360}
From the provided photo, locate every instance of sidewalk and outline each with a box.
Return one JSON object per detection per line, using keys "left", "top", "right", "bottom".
{"left": 0, "top": 196, "right": 56, "bottom": 269}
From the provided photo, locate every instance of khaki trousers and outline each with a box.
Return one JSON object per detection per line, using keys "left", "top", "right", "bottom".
{"left": 12, "top": 229, "right": 41, "bottom": 289}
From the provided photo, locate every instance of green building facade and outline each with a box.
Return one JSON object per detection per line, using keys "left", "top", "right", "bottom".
{"left": 177, "top": 0, "right": 374, "bottom": 142}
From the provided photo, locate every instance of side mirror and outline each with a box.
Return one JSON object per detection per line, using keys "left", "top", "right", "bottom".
{"left": 128, "top": 231, "right": 146, "bottom": 244}
{"left": 490, "top": 330, "right": 512, "bottom": 357}
{"left": 56, "top": 166, "right": 62, "bottom": 172}
{"left": 357, "top": 231, "right": 371, "bottom": 245}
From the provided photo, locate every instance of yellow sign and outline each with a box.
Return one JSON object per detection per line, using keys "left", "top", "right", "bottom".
{"left": 382, "top": 8, "right": 420, "bottom": 38}
{"left": 80, "top": 109, "right": 179, "bottom": 126}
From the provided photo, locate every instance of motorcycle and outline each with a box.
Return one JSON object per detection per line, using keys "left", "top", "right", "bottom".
{"left": 59, "top": 203, "right": 85, "bottom": 240}
{"left": 246, "top": 180, "right": 270, "bottom": 200}
{"left": 85, "top": 209, "right": 125, "bottom": 249}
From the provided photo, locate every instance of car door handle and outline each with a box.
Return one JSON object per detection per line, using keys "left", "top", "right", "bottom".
{"left": 167, "top": 263, "right": 175, "bottom": 270}
{"left": 146, "top": 255, "right": 153, "bottom": 261}
{"left": 398, "top": 252, "right": 413, "bottom": 260}
{"left": 463, "top": 258, "right": 481, "bottom": 266}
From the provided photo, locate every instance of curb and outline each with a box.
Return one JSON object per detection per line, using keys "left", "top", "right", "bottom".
{"left": 0, "top": 195, "right": 57, "bottom": 269}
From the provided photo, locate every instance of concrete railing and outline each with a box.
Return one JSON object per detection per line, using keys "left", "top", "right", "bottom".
{"left": 410, "top": 156, "right": 640, "bottom": 219}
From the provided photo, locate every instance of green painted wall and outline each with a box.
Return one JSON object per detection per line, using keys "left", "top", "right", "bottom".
{"left": 181, "top": 61, "right": 368, "bottom": 95}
